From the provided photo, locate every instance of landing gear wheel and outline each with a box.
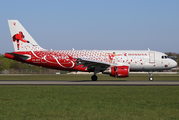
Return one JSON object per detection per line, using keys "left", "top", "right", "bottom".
{"left": 91, "top": 75, "right": 98, "bottom": 81}
{"left": 149, "top": 72, "right": 153, "bottom": 81}
{"left": 149, "top": 77, "right": 154, "bottom": 81}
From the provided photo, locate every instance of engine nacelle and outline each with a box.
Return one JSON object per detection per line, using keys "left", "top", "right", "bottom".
{"left": 103, "top": 66, "right": 129, "bottom": 77}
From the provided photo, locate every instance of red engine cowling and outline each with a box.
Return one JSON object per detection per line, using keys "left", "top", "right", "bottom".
{"left": 103, "top": 66, "right": 129, "bottom": 77}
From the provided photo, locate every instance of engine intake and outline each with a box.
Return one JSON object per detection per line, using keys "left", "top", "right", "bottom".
{"left": 103, "top": 66, "right": 129, "bottom": 77}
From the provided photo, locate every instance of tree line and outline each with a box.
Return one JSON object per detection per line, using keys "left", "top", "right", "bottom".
{"left": 0, "top": 54, "right": 65, "bottom": 74}
{"left": 0, "top": 54, "right": 41, "bottom": 71}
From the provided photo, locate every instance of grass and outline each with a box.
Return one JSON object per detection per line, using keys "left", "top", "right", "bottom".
{"left": 0, "top": 74, "right": 179, "bottom": 81}
{"left": 0, "top": 86, "right": 179, "bottom": 120}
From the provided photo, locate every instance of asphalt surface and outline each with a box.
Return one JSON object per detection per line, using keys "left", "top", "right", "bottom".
{"left": 0, "top": 80, "right": 179, "bottom": 86}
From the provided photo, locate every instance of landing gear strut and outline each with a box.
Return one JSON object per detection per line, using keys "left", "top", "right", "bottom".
{"left": 91, "top": 67, "right": 100, "bottom": 81}
{"left": 91, "top": 75, "right": 98, "bottom": 81}
{"left": 149, "top": 72, "right": 153, "bottom": 81}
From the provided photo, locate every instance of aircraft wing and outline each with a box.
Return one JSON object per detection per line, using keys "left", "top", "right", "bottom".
{"left": 75, "top": 58, "right": 110, "bottom": 70}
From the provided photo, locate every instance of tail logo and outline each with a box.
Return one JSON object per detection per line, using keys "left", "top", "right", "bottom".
{"left": 12, "top": 31, "right": 30, "bottom": 50}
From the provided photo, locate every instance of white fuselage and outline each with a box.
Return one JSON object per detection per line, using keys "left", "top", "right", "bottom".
{"left": 101, "top": 50, "right": 177, "bottom": 71}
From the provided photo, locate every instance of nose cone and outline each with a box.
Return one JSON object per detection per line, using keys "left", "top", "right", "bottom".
{"left": 170, "top": 59, "right": 177, "bottom": 68}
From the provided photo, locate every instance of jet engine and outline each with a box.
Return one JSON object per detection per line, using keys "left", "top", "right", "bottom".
{"left": 103, "top": 66, "right": 129, "bottom": 77}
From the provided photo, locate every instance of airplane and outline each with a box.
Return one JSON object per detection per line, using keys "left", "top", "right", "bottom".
{"left": 5, "top": 20, "right": 177, "bottom": 81}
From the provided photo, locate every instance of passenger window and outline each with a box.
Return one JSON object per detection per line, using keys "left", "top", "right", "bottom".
{"left": 161, "top": 56, "right": 164, "bottom": 59}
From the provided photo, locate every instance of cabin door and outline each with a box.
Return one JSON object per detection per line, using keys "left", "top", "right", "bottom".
{"left": 149, "top": 52, "right": 155, "bottom": 63}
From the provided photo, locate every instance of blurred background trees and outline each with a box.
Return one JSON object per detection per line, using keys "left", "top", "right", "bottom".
{"left": 0, "top": 54, "right": 66, "bottom": 74}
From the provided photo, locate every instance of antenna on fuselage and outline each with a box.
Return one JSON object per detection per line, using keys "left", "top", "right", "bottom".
{"left": 148, "top": 48, "right": 150, "bottom": 51}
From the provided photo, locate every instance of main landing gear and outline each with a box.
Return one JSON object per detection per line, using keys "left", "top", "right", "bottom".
{"left": 91, "top": 67, "right": 99, "bottom": 81}
{"left": 91, "top": 75, "right": 98, "bottom": 81}
{"left": 149, "top": 72, "right": 154, "bottom": 81}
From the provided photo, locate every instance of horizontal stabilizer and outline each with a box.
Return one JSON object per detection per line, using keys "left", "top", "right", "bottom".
{"left": 5, "top": 52, "right": 31, "bottom": 60}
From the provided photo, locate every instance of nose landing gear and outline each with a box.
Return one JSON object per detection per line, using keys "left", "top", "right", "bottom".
{"left": 149, "top": 72, "right": 153, "bottom": 81}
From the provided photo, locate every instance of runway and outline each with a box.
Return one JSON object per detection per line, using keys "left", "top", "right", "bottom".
{"left": 0, "top": 80, "right": 179, "bottom": 86}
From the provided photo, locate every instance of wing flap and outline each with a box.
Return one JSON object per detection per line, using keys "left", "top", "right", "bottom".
{"left": 76, "top": 58, "right": 110, "bottom": 70}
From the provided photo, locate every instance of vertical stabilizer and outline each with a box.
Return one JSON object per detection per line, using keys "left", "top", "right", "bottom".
{"left": 8, "top": 20, "right": 45, "bottom": 51}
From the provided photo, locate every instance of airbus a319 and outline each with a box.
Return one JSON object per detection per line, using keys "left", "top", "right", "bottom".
{"left": 5, "top": 20, "right": 177, "bottom": 81}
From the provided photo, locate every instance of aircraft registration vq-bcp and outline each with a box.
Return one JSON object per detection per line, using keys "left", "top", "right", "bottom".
{"left": 5, "top": 20, "right": 177, "bottom": 81}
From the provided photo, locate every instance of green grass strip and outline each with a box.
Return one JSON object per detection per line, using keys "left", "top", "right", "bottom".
{"left": 0, "top": 86, "right": 179, "bottom": 120}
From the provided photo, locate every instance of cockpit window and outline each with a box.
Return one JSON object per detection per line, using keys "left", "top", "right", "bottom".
{"left": 161, "top": 56, "right": 169, "bottom": 59}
